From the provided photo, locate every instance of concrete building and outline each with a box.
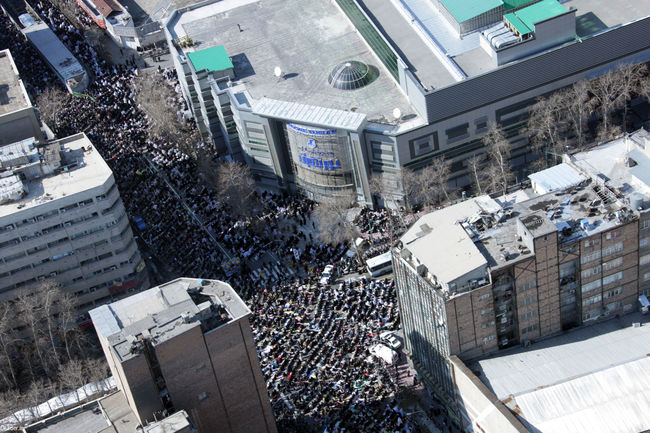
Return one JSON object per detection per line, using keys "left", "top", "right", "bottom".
{"left": 0, "top": 133, "right": 148, "bottom": 315}
{"left": 0, "top": 49, "right": 44, "bottom": 146}
{"left": 89, "top": 278, "right": 277, "bottom": 433}
{"left": 163, "top": 0, "right": 650, "bottom": 205}
{"left": 392, "top": 129, "right": 650, "bottom": 428}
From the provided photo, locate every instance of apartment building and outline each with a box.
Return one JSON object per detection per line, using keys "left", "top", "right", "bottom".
{"left": 0, "top": 133, "right": 148, "bottom": 314}
{"left": 89, "top": 278, "right": 277, "bottom": 433}
{"left": 0, "top": 49, "right": 44, "bottom": 146}
{"left": 393, "top": 129, "right": 650, "bottom": 425}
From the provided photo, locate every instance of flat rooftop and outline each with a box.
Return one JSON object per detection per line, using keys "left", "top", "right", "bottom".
{"left": 470, "top": 313, "right": 650, "bottom": 433}
{"left": 167, "top": 0, "right": 419, "bottom": 126}
{"left": 90, "top": 278, "right": 250, "bottom": 361}
{"left": 0, "top": 133, "right": 112, "bottom": 219}
{"left": 0, "top": 50, "right": 30, "bottom": 116}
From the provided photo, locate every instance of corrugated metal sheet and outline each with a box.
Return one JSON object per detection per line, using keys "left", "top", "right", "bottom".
{"left": 425, "top": 16, "right": 650, "bottom": 123}
{"left": 253, "top": 98, "right": 366, "bottom": 131}
{"left": 515, "top": 356, "right": 650, "bottom": 433}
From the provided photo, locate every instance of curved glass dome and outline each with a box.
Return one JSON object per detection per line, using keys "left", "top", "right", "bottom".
{"left": 328, "top": 61, "right": 375, "bottom": 90}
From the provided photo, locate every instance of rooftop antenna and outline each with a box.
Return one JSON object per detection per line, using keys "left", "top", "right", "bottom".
{"left": 274, "top": 66, "right": 283, "bottom": 80}
{"left": 392, "top": 108, "right": 402, "bottom": 120}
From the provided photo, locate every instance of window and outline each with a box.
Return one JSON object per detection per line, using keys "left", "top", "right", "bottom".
{"left": 583, "top": 310, "right": 599, "bottom": 321}
{"left": 581, "top": 250, "right": 601, "bottom": 264}
{"left": 644, "top": 271, "right": 650, "bottom": 282}
{"left": 409, "top": 133, "right": 439, "bottom": 157}
{"left": 519, "top": 295, "right": 537, "bottom": 308}
{"left": 445, "top": 123, "right": 469, "bottom": 144}
{"left": 517, "top": 281, "right": 536, "bottom": 292}
{"left": 478, "top": 293, "right": 491, "bottom": 301}
{"left": 605, "top": 230, "right": 619, "bottom": 240}
{"left": 641, "top": 253, "right": 650, "bottom": 266}
{"left": 582, "top": 293, "right": 602, "bottom": 307}
{"left": 603, "top": 287, "right": 622, "bottom": 299}
{"left": 641, "top": 237, "right": 650, "bottom": 247}
{"left": 520, "top": 310, "right": 538, "bottom": 321}
{"left": 602, "top": 241, "right": 623, "bottom": 257}
{"left": 581, "top": 265, "right": 601, "bottom": 279}
{"left": 642, "top": 220, "right": 650, "bottom": 230}
{"left": 480, "top": 308, "right": 492, "bottom": 315}
{"left": 475, "top": 116, "right": 488, "bottom": 132}
{"left": 483, "top": 335, "right": 496, "bottom": 345}
{"left": 581, "top": 279, "right": 601, "bottom": 293}
{"left": 584, "top": 238, "right": 600, "bottom": 248}
{"left": 602, "top": 257, "right": 623, "bottom": 272}
{"left": 521, "top": 324, "right": 538, "bottom": 335}
{"left": 602, "top": 271, "right": 623, "bottom": 286}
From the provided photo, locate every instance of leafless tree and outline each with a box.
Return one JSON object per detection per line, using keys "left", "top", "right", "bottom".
{"left": 589, "top": 69, "right": 626, "bottom": 139}
{"left": 428, "top": 157, "right": 452, "bottom": 204}
{"left": 528, "top": 92, "right": 568, "bottom": 166}
{"left": 0, "top": 303, "right": 19, "bottom": 389}
{"left": 35, "top": 86, "right": 68, "bottom": 129}
{"left": 85, "top": 358, "right": 110, "bottom": 397}
{"left": 16, "top": 290, "right": 49, "bottom": 375}
{"left": 484, "top": 123, "right": 513, "bottom": 196}
{"left": 41, "top": 281, "right": 64, "bottom": 369}
{"left": 618, "top": 63, "right": 649, "bottom": 131}
{"left": 399, "top": 167, "right": 426, "bottom": 211}
{"left": 56, "top": 289, "right": 79, "bottom": 362}
{"left": 58, "top": 359, "right": 86, "bottom": 403}
{"left": 213, "top": 160, "right": 256, "bottom": 217}
{"left": 0, "top": 389, "right": 27, "bottom": 429}
{"left": 466, "top": 153, "right": 486, "bottom": 196}
{"left": 24, "top": 379, "right": 49, "bottom": 419}
{"left": 313, "top": 190, "right": 359, "bottom": 248}
{"left": 562, "top": 80, "right": 594, "bottom": 149}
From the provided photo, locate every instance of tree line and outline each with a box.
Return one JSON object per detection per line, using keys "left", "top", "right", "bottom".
{"left": 0, "top": 280, "right": 110, "bottom": 428}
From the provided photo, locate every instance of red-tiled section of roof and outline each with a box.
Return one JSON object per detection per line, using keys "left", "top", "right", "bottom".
{"left": 93, "top": 0, "right": 120, "bottom": 18}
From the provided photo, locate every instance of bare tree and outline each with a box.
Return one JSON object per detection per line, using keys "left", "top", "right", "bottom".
{"left": 618, "top": 63, "right": 649, "bottom": 131}
{"left": 563, "top": 80, "right": 594, "bottom": 149}
{"left": 41, "top": 281, "right": 64, "bottom": 369}
{"left": 56, "top": 288, "right": 79, "bottom": 362}
{"left": 16, "top": 290, "right": 49, "bottom": 375}
{"left": 466, "top": 153, "right": 486, "bottom": 196}
{"left": 213, "top": 160, "right": 256, "bottom": 217}
{"left": 133, "top": 72, "right": 180, "bottom": 139}
{"left": 313, "top": 190, "right": 359, "bottom": 248}
{"left": 58, "top": 359, "right": 86, "bottom": 403}
{"left": 35, "top": 86, "right": 68, "bottom": 129}
{"left": 24, "top": 379, "right": 48, "bottom": 419}
{"left": 428, "top": 157, "right": 452, "bottom": 204}
{"left": 484, "top": 123, "right": 513, "bottom": 196}
{"left": 589, "top": 69, "right": 626, "bottom": 139}
{"left": 85, "top": 358, "right": 110, "bottom": 397}
{"left": 0, "top": 389, "right": 27, "bottom": 429}
{"left": 528, "top": 92, "right": 567, "bottom": 167}
{"left": 0, "top": 303, "right": 19, "bottom": 389}
{"left": 400, "top": 167, "right": 426, "bottom": 211}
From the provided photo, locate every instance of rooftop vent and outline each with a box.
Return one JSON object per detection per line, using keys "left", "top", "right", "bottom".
{"left": 328, "top": 61, "right": 375, "bottom": 90}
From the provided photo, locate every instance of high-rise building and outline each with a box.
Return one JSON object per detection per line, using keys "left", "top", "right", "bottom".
{"left": 163, "top": 0, "right": 650, "bottom": 204}
{"left": 0, "top": 132, "right": 148, "bottom": 314}
{"left": 89, "top": 278, "right": 277, "bottom": 433}
{"left": 393, "top": 129, "right": 650, "bottom": 423}
{"left": 0, "top": 49, "right": 45, "bottom": 146}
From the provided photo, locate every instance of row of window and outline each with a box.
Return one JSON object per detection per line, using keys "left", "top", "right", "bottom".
{"left": 521, "top": 324, "right": 538, "bottom": 335}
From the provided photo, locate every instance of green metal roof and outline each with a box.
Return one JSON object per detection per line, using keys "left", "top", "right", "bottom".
{"left": 504, "top": 0, "right": 567, "bottom": 35}
{"left": 439, "top": 0, "right": 503, "bottom": 24}
{"left": 502, "top": 0, "right": 535, "bottom": 11}
{"left": 187, "top": 46, "right": 233, "bottom": 72}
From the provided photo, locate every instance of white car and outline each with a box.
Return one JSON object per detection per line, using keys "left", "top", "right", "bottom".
{"left": 369, "top": 343, "right": 398, "bottom": 364}
{"left": 380, "top": 331, "right": 402, "bottom": 350}
{"left": 320, "top": 265, "right": 335, "bottom": 285}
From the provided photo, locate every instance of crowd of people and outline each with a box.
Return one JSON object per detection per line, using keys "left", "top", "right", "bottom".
{"left": 0, "top": 2, "right": 428, "bottom": 431}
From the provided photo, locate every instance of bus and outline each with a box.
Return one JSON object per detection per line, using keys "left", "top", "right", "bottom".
{"left": 366, "top": 251, "right": 393, "bottom": 277}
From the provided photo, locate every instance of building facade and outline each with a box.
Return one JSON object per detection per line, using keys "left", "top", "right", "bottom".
{"left": 393, "top": 129, "right": 650, "bottom": 426}
{"left": 0, "top": 133, "right": 148, "bottom": 315}
{"left": 164, "top": 0, "right": 650, "bottom": 205}
{"left": 89, "top": 278, "right": 277, "bottom": 433}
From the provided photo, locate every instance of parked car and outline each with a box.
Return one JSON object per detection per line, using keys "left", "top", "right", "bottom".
{"left": 369, "top": 343, "right": 398, "bottom": 364}
{"left": 380, "top": 331, "right": 402, "bottom": 350}
{"left": 320, "top": 265, "right": 335, "bottom": 285}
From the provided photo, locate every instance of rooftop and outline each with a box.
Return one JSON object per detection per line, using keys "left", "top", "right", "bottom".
{"left": 470, "top": 313, "right": 650, "bottom": 433}
{"left": 186, "top": 45, "right": 233, "bottom": 73}
{"left": 504, "top": 0, "right": 568, "bottom": 36}
{"left": 439, "top": 0, "right": 503, "bottom": 23}
{"left": 166, "top": 0, "right": 420, "bottom": 127}
{"left": 0, "top": 50, "right": 30, "bottom": 116}
{"left": 0, "top": 133, "right": 113, "bottom": 220}
{"left": 89, "top": 278, "right": 250, "bottom": 361}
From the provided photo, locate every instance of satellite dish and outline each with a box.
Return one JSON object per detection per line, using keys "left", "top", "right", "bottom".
{"left": 392, "top": 108, "right": 402, "bottom": 120}
{"left": 274, "top": 66, "right": 282, "bottom": 78}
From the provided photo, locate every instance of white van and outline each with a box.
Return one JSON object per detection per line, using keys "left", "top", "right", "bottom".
{"left": 369, "top": 344, "right": 398, "bottom": 364}
{"left": 366, "top": 251, "right": 393, "bottom": 277}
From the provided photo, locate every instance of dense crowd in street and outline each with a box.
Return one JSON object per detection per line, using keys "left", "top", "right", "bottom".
{"left": 0, "top": 3, "right": 425, "bottom": 431}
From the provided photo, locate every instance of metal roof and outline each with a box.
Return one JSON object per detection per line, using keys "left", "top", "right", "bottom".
{"left": 528, "top": 162, "right": 586, "bottom": 194}
{"left": 439, "top": 0, "right": 503, "bottom": 23}
{"left": 253, "top": 98, "right": 366, "bottom": 131}
{"left": 502, "top": 0, "right": 535, "bottom": 11}
{"left": 186, "top": 45, "right": 233, "bottom": 73}
{"left": 504, "top": 0, "right": 567, "bottom": 35}
{"left": 22, "top": 24, "right": 85, "bottom": 81}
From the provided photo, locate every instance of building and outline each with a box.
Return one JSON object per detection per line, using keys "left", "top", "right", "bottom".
{"left": 163, "top": 0, "right": 650, "bottom": 205}
{"left": 88, "top": 278, "right": 277, "bottom": 433}
{"left": 0, "top": 49, "right": 44, "bottom": 146}
{"left": 392, "top": 129, "right": 650, "bottom": 427}
{"left": 0, "top": 133, "right": 148, "bottom": 315}
{"left": 25, "top": 391, "right": 197, "bottom": 433}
